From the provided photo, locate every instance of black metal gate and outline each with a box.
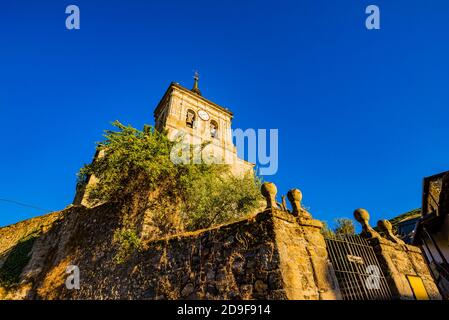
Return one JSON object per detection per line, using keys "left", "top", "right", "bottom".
{"left": 325, "top": 234, "right": 392, "bottom": 300}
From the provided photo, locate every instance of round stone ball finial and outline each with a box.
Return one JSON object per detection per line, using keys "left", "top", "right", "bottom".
{"left": 377, "top": 219, "right": 393, "bottom": 232}
{"left": 287, "top": 189, "right": 302, "bottom": 216}
{"left": 261, "top": 182, "right": 278, "bottom": 209}
{"left": 353, "top": 208, "right": 381, "bottom": 239}
{"left": 354, "top": 208, "right": 370, "bottom": 224}
{"left": 377, "top": 219, "right": 405, "bottom": 244}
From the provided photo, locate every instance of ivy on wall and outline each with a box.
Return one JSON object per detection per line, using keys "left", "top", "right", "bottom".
{"left": 0, "top": 231, "right": 39, "bottom": 288}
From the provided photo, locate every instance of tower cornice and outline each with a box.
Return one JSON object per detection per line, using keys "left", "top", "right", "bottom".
{"left": 154, "top": 82, "right": 233, "bottom": 119}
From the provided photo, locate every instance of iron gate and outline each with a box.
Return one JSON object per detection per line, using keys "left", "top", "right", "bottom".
{"left": 325, "top": 234, "right": 392, "bottom": 300}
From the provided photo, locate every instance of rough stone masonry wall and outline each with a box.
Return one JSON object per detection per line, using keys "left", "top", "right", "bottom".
{"left": 371, "top": 238, "right": 441, "bottom": 300}
{"left": 1, "top": 201, "right": 441, "bottom": 300}
{"left": 2, "top": 204, "right": 341, "bottom": 300}
{"left": 60, "top": 209, "right": 339, "bottom": 299}
{"left": 270, "top": 211, "right": 341, "bottom": 300}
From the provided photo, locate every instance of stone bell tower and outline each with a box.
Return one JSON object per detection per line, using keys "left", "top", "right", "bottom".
{"left": 153, "top": 73, "right": 253, "bottom": 176}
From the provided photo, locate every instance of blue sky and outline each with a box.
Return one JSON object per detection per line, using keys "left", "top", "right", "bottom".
{"left": 1, "top": 0, "right": 448, "bottom": 228}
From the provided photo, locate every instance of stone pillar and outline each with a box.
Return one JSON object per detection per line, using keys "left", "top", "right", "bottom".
{"left": 260, "top": 183, "right": 341, "bottom": 300}
{"left": 351, "top": 208, "right": 441, "bottom": 300}
{"left": 270, "top": 208, "right": 341, "bottom": 300}
{"left": 370, "top": 236, "right": 442, "bottom": 300}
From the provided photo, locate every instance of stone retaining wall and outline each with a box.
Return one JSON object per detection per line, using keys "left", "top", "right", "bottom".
{"left": 33, "top": 208, "right": 341, "bottom": 300}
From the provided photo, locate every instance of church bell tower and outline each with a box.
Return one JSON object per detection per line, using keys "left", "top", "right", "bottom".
{"left": 153, "top": 73, "right": 253, "bottom": 176}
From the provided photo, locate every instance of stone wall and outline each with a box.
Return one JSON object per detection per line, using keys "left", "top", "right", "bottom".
{"left": 0, "top": 199, "right": 441, "bottom": 300}
{"left": 0, "top": 212, "right": 61, "bottom": 269}
{"left": 45, "top": 208, "right": 340, "bottom": 300}
{"left": 0, "top": 205, "right": 341, "bottom": 300}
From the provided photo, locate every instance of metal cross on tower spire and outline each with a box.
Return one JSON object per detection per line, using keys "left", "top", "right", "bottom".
{"left": 191, "top": 70, "right": 202, "bottom": 96}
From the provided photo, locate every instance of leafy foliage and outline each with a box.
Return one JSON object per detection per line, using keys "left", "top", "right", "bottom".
{"left": 78, "top": 122, "right": 178, "bottom": 204}
{"left": 182, "top": 172, "right": 262, "bottom": 230}
{"left": 78, "top": 121, "right": 263, "bottom": 237}
{"left": 321, "top": 221, "right": 335, "bottom": 238}
{"left": 321, "top": 218, "right": 356, "bottom": 237}
{"left": 334, "top": 218, "right": 356, "bottom": 236}
{"left": 113, "top": 228, "right": 141, "bottom": 264}
{"left": 0, "top": 231, "right": 39, "bottom": 288}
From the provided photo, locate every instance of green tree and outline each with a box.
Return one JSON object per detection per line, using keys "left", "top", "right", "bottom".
{"left": 334, "top": 218, "right": 356, "bottom": 236}
{"left": 78, "top": 121, "right": 263, "bottom": 237}
{"left": 321, "top": 221, "right": 335, "bottom": 238}
{"left": 183, "top": 172, "right": 262, "bottom": 230}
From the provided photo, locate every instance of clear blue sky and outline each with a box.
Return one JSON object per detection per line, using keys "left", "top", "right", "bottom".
{"left": 1, "top": 0, "right": 448, "bottom": 228}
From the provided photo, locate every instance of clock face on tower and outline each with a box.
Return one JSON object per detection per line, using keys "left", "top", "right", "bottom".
{"left": 198, "top": 109, "right": 210, "bottom": 121}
